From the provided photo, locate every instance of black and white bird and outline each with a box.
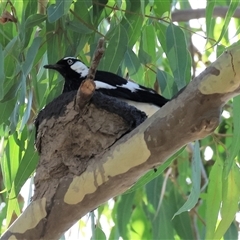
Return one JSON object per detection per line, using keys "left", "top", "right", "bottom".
{"left": 44, "top": 57, "right": 169, "bottom": 117}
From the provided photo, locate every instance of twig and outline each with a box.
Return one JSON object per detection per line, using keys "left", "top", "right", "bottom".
{"left": 74, "top": 38, "right": 105, "bottom": 112}
{"left": 86, "top": 38, "right": 105, "bottom": 80}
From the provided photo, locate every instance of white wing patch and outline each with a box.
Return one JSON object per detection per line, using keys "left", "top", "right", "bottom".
{"left": 70, "top": 61, "right": 89, "bottom": 77}
{"left": 95, "top": 81, "right": 117, "bottom": 90}
{"left": 117, "top": 81, "right": 155, "bottom": 93}
{"left": 118, "top": 81, "right": 140, "bottom": 92}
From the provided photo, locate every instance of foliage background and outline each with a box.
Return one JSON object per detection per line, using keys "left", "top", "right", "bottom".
{"left": 0, "top": 0, "right": 240, "bottom": 239}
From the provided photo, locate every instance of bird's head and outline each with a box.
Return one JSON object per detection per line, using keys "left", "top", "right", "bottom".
{"left": 44, "top": 57, "right": 89, "bottom": 79}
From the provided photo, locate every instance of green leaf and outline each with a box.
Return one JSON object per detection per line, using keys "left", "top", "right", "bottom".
{"left": 99, "top": 24, "right": 128, "bottom": 73}
{"left": 213, "top": 164, "right": 240, "bottom": 239}
{"left": 46, "top": 21, "right": 65, "bottom": 90}
{"left": 216, "top": 44, "right": 226, "bottom": 58}
{"left": 224, "top": 95, "right": 240, "bottom": 176}
{"left": 142, "top": 25, "right": 156, "bottom": 62}
{"left": 153, "top": 0, "right": 171, "bottom": 17}
{"left": 124, "top": 48, "right": 144, "bottom": 84}
{"left": 9, "top": 100, "right": 20, "bottom": 134}
{"left": 157, "top": 69, "right": 176, "bottom": 99}
{"left": 92, "top": 226, "right": 107, "bottom": 240}
{"left": 20, "top": 90, "right": 33, "bottom": 131}
{"left": 127, "top": 15, "right": 144, "bottom": 48}
{"left": 117, "top": 192, "right": 135, "bottom": 239}
{"left": 173, "top": 141, "right": 201, "bottom": 217}
{"left": 74, "top": 0, "right": 93, "bottom": 27}
{"left": 166, "top": 23, "right": 191, "bottom": 90}
{"left": 146, "top": 175, "right": 175, "bottom": 239}
{"left": 170, "top": 187, "right": 194, "bottom": 239}
{"left": 176, "top": 150, "right": 191, "bottom": 194}
{"left": 109, "top": 226, "right": 120, "bottom": 240}
{"left": 129, "top": 204, "right": 152, "bottom": 239}
{"left": 121, "top": 1, "right": 143, "bottom": 48}
{"left": 25, "top": 14, "right": 47, "bottom": 28}
{"left": 216, "top": 0, "right": 239, "bottom": 44}
{"left": 66, "top": 20, "right": 93, "bottom": 34}
{"left": 24, "top": 0, "right": 38, "bottom": 23}
{"left": 153, "top": 199, "right": 175, "bottom": 240}
{"left": 206, "top": 0, "right": 216, "bottom": 38}
{"left": 146, "top": 174, "right": 164, "bottom": 210}
{"left": 0, "top": 138, "right": 12, "bottom": 191}
{"left": 92, "top": 0, "right": 108, "bottom": 25}
{"left": 47, "top": 0, "right": 72, "bottom": 23}
{"left": 8, "top": 133, "right": 20, "bottom": 181}
{"left": 3, "top": 37, "right": 18, "bottom": 57}
{"left": 125, "top": 147, "right": 185, "bottom": 194}
{"left": 1, "top": 81, "right": 21, "bottom": 103}
{"left": 0, "top": 44, "right": 4, "bottom": 100}
{"left": 138, "top": 24, "right": 156, "bottom": 64}
{"left": 6, "top": 187, "right": 21, "bottom": 227}
{"left": 155, "top": 22, "right": 167, "bottom": 53}
{"left": 205, "top": 158, "right": 223, "bottom": 239}
{"left": 0, "top": 98, "right": 16, "bottom": 125}
{"left": 146, "top": 176, "right": 166, "bottom": 239}
{"left": 22, "top": 37, "right": 42, "bottom": 76}
{"left": 224, "top": 222, "right": 238, "bottom": 240}
{"left": 14, "top": 131, "right": 39, "bottom": 195}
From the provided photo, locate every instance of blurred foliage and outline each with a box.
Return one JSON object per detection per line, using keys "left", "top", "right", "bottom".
{"left": 0, "top": 0, "right": 240, "bottom": 239}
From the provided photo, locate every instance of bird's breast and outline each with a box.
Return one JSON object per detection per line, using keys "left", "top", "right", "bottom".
{"left": 121, "top": 99, "right": 160, "bottom": 117}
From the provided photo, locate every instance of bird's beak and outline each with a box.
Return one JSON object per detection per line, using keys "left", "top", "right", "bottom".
{"left": 44, "top": 64, "right": 62, "bottom": 70}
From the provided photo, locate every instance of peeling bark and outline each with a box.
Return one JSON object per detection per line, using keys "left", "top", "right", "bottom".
{"left": 1, "top": 47, "right": 240, "bottom": 240}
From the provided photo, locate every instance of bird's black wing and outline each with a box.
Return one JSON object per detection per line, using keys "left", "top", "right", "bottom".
{"left": 94, "top": 71, "right": 169, "bottom": 107}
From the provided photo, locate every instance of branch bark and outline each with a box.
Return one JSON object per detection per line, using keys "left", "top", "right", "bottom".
{"left": 75, "top": 37, "right": 104, "bottom": 111}
{"left": 2, "top": 46, "right": 240, "bottom": 239}
{"left": 172, "top": 7, "right": 240, "bottom": 22}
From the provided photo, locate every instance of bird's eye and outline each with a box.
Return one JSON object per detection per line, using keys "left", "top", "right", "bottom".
{"left": 67, "top": 59, "right": 73, "bottom": 65}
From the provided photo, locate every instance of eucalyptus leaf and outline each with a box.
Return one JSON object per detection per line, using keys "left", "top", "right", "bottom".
{"left": 14, "top": 132, "right": 39, "bottom": 195}
{"left": 173, "top": 141, "right": 201, "bottom": 218}
{"left": 25, "top": 14, "right": 47, "bottom": 28}
{"left": 47, "top": 0, "right": 72, "bottom": 23}
{"left": 153, "top": 0, "right": 171, "bottom": 17}
{"left": 0, "top": 44, "right": 4, "bottom": 100}
{"left": 99, "top": 24, "right": 128, "bottom": 73}
{"left": 166, "top": 23, "right": 191, "bottom": 90}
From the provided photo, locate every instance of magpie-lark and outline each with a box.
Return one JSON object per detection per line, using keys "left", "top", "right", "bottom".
{"left": 44, "top": 57, "right": 169, "bottom": 116}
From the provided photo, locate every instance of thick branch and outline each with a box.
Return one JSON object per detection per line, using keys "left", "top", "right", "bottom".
{"left": 172, "top": 7, "right": 240, "bottom": 22}
{"left": 2, "top": 46, "right": 240, "bottom": 240}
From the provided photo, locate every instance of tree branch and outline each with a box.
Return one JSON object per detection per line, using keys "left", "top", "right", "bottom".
{"left": 2, "top": 46, "right": 240, "bottom": 239}
{"left": 74, "top": 79, "right": 96, "bottom": 111}
{"left": 75, "top": 38, "right": 104, "bottom": 111}
{"left": 172, "top": 7, "right": 240, "bottom": 22}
